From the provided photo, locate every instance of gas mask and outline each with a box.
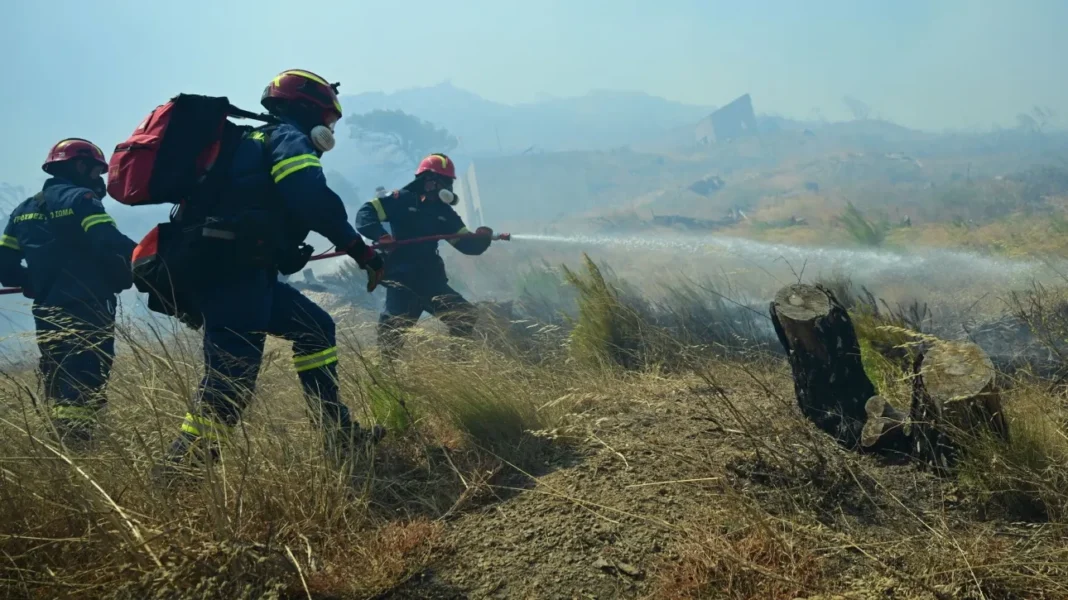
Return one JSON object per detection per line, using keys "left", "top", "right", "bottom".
{"left": 438, "top": 188, "right": 459, "bottom": 206}
{"left": 90, "top": 176, "right": 107, "bottom": 199}
{"left": 310, "top": 123, "right": 336, "bottom": 153}
{"left": 84, "top": 163, "right": 107, "bottom": 198}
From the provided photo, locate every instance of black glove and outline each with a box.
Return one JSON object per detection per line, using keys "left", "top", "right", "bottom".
{"left": 346, "top": 241, "right": 385, "bottom": 292}
{"left": 277, "top": 243, "right": 315, "bottom": 276}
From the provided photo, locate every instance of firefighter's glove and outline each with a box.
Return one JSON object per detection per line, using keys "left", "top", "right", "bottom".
{"left": 348, "top": 243, "right": 385, "bottom": 293}
{"left": 278, "top": 243, "right": 315, "bottom": 276}
{"left": 476, "top": 227, "right": 494, "bottom": 243}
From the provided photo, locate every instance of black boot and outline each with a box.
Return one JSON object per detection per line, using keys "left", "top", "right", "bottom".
{"left": 52, "top": 418, "right": 96, "bottom": 453}
{"left": 322, "top": 420, "right": 387, "bottom": 472}
{"left": 150, "top": 433, "right": 222, "bottom": 487}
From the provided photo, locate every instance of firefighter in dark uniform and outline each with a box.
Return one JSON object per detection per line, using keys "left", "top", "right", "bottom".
{"left": 161, "top": 69, "right": 386, "bottom": 471}
{"left": 355, "top": 154, "right": 493, "bottom": 360}
{"left": 0, "top": 139, "right": 136, "bottom": 448}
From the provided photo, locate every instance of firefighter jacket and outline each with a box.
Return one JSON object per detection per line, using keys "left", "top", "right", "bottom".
{"left": 223, "top": 119, "right": 368, "bottom": 262}
{"left": 0, "top": 178, "right": 135, "bottom": 306}
{"left": 355, "top": 188, "right": 489, "bottom": 283}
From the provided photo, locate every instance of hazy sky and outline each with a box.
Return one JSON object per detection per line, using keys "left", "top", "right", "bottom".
{"left": 3, "top": 0, "right": 1066, "bottom": 191}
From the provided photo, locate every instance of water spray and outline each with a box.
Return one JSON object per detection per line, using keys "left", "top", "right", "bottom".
{"left": 508, "top": 232, "right": 1051, "bottom": 285}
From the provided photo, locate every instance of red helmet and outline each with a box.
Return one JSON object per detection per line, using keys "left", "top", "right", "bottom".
{"left": 261, "top": 69, "right": 343, "bottom": 122}
{"left": 416, "top": 153, "right": 456, "bottom": 180}
{"left": 42, "top": 138, "right": 107, "bottom": 175}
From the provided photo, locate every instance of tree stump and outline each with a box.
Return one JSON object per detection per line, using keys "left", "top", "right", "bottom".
{"left": 860, "top": 395, "right": 912, "bottom": 457}
{"left": 770, "top": 284, "right": 875, "bottom": 448}
{"left": 910, "top": 340, "right": 1010, "bottom": 472}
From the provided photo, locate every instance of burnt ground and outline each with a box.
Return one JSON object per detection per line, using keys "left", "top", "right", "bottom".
{"left": 378, "top": 364, "right": 1066, "bottom": 600}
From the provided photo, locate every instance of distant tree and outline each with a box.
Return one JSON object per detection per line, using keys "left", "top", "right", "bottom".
{"left": 325, "top": 169, "right": 361, "bottom": 205}
{"left": 1017, "top": 106, "right": 1057, "bottom": 133}
{"left": 1016, "top": 112, "right": 1039, "bottom": 133}
{"left": 345, "top": 109, "right": 458, "bottom": 168}
{"left": 1033, "top": 106, "right": 1056, "bottom": 131}
{"left": 0, "top": 183, "right": 28, "bottom": 216}
{"left": 842, "top": 96, "right": 871, "bottom": 120}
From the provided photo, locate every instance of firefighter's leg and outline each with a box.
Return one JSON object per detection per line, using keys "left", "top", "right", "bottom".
{"left": 72, "top": 302, "right": 117, "bottom": 418}
{"left": 167, "top": 276, "right": 271, "bottom": 464}
{"left": 33, "top": 305, "right": 64, "bottom": 399}
{"left": 426, "top": 283, "right": 478, "bottom": 340}
{"left": 377, "top": 282, "right": 423, "bottom": 362}
{"left": 33, "top": 304, "right": 114, "bottom": 447}
{"left": 267, "top": 282, "right": 384, "bottom": 464}
{"left": 34, "top": 305, "right": 84, "bottom": 441}
{"left": 268, "top": 282, "right": 348, "bottom": 426}
{"left": 57, "top": 323, "right": 115, "bottom": 446}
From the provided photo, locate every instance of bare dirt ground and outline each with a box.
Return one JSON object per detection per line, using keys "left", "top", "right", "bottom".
{"left": 374, "top": 362, "right": 1063, "bottom": 600}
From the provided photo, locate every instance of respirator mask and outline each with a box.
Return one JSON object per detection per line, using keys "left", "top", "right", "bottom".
{"left": 310, "top": 112, "right": 338, "bottom": 153}
{"left": 85, "top": 163, "right": 107, "bottom": 198}
{"left": 310, "top": 122, "right": 336, "bottom": 153}
{"left": 438, "top": 188, "right": 459, "bottom": 206}
{"left": 90, "top": 176, "right": 107, "bottom": 199}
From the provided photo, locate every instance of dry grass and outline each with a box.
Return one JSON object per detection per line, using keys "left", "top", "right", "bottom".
{"left": 3, "top": 256, "right": 1068, "bottom": 598}
{"left": 0, "top": 313, "right": 582, "bottom": 598}
{"left": 644, "top": 357, "right": 1068, "bottom": 600}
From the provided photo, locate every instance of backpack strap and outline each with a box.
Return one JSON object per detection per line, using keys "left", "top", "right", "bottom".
{"left": 254, "top": 124, "right": 278, "bottom": 167}
{"left": 227, "top": 105, "right": 279, "bottom": 124}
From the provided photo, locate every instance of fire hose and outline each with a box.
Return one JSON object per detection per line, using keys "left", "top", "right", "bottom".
{"left": 0, "top": 231, "right": 512, "bottom": 297}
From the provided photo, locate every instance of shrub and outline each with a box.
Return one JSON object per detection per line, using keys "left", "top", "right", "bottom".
{"left": 836, "top": 201, "right": 887, "bottom": 246}
{"left": 562, "top": 254, "right": 657, "bottom": 370}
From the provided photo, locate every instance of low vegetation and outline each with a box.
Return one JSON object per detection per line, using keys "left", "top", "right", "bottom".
{"left": 4, "top": 46, "right": 1068, "bottom": 599}
{"left": 3, "top": 223, "right": 1068, "bottom": 598}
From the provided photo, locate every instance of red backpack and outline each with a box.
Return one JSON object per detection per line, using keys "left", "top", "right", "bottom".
{"left": 107, "top": 94, "right": 273, "bottom": 206}
{"left": 112, "top": 95, "right": 276, "bottom": 328}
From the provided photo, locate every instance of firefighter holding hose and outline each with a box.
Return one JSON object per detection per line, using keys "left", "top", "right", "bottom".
{"left": 0, "top": 139, "right": 136, "bottom": 449}
{"left": 355, "top": 154, "right": 494, "bottom": 361}
{"left": 157, "top": 69, "right": 386, "bottom": 477}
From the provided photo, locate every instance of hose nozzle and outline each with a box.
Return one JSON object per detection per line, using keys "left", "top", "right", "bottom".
{"left": 495, "top": 232, "right": 511, "bottom": 241}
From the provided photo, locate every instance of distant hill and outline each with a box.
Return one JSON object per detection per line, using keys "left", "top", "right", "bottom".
{"left": 339, "top": 82, "right": 715, "bottom": 156}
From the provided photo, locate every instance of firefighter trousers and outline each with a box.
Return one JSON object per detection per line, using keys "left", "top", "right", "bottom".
{"left": 177, "top": 272, "right": 353, "bottom": 445}
{"left": 377, "top": 277, "right": 477, "bottom": 360}
{"left": 32, "top": 300, "right": 116, "bottom": 430}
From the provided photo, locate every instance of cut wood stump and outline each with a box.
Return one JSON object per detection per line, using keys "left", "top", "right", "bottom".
{"left": 861, "top": 395, "right": 911, "bottom": 457}
{"left": 770, "top": 284, "right": 874, "bottom": 448}
{"left": 771, "top": 284, "right": 1010, "bottom": 469}
{"left": 910, "top": 340, "right": 1010, "bottom": 472}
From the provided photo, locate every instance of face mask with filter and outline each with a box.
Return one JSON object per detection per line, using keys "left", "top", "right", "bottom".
{"left": 310, "top": 122, "right": 336, "bottom": 153}
{"left": 438, "top": 188, "right": 459, "bottom": 206}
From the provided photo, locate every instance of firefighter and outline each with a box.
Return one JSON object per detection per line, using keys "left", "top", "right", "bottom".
{"left": 160, "top": 69, "right": 386, "bottom": 473}
{"left": 0, "top": 139, "right": 136, "bottom": 448}
{"left": 355, "top": 154, "right": 493, "bottom": 361}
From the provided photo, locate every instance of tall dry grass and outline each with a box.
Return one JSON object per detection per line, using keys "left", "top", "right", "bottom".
{"left": 0, "top": 309, "right": 586, "bottom": 598}
{"left": 3, "top": 260, "right": 1068, "bottom": 598}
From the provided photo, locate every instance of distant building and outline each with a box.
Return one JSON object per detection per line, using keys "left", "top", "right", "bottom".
{"left": 453, "top": 163, "right": 484, "bottom": 228}
{"left": 695, "top": 94, "right": 758, "bottom": 145}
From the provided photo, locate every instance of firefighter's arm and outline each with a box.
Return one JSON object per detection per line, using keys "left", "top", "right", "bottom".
{"left": 0, "top": 219, "right": 28, "bottom": 288}
{"left": 354, "top": 196, "right": 391, "bottom": 242}
{"left": 269, "top": 130, "right": 366, "bottom": 253}
{"left": 443, "top": 210, "right": 491, "bottom": 256}
{"left": 72, "top": 193, "right": 137, "bottom": 290}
